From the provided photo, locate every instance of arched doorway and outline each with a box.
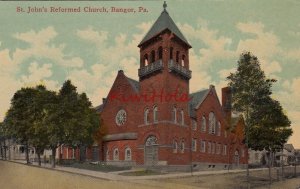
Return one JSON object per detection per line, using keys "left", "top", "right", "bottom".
{"left": 144, "top": 135, "right": 158, "bottom": 166}
{"left": 234, "top": 150, "right": 240, "bottom": 167}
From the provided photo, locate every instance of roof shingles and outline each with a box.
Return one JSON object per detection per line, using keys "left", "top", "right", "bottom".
{"left": 138, "top": 10, "right": 191, "bottom": 47}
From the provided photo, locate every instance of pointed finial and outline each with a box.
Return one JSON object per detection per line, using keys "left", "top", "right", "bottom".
{"left": 163, "top": 1, "right": 167, "bottom": 11}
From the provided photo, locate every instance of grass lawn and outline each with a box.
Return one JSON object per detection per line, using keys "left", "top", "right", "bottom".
{"left": 120, "top": 169, "right": 165, "bottom": 176}
{"left": 61, "top": 162, "right": 131, "bottom": 172}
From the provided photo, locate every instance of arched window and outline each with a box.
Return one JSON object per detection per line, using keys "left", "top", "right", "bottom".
{"left": 113, "top": 148, "right": 119, "bottom": 161}
{"left": 180, "top": 139, "right": 185, "bottom": 153}
{"left": 201, "top": 116, "right": 206, "bottom": 132}
{"left": 173, "top": 140, "right": 178, "bottom": 153}
{"left": 172, "top": 106, "right": 177, "bottom": 123}
{"left": 144, "top": 54, "right": 148, "bottom": 66}
{"left": 223, "top": 145, "right": 227, "bottom": 155}
{"left": 125, "top": 147, "right": 132, "bottom": 161}
{"left": 181, "top": 55, "right": 185, "bottom": 67}
{"left": 106, "top": 150, "right": 109, "bottom": 161}
{"left": 158, "top": 46, "right": 163, "bottom": 59}
{"left": 144, "top": 108, "right": 149, "bottom": 125}
{"left": 180, "top": 109, "right": 184, "bottom": 125}
{"left": 207, "top": 142, "right": 212, "bottom": 153}
{"left": 170, "top": 47, "right": 173, "bottom": 59}
{"left": 212, "top": 142, "right": 215, "bottom": 154}
{"left": 153, "top": 106, "right": 158, "bottom": 123}
{"left": 192, "top": 119, "right": 197, "bottom": 130}
{"left": 217, "top": 121, "right": 221, "bottom": 136}
{"left": 150, "top": 50, "right": 155, "bottom": 63}
{"left": 200, "top": 140, "right": 206, "bottom": 153}
{"left": 209, "top": 112, "right": 216, "bottom": 134}
{"left": 145, "top": 135, "right": 157, "bottom": 146}
{"left": 216, "top": 143, "right": 221, "bottom": 154}
{"left": 241, "top": 149, "right": 245, "bottom": 158}
{"left": 192, "top": 138, "right": 197, "bottom": 152}
{"left": 176, "top": 51, "right": 179, "bottom": 63}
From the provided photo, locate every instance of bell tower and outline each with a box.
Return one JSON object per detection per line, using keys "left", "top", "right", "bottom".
{"left": 137, "top": 1, "right": 192, "bottom": 122}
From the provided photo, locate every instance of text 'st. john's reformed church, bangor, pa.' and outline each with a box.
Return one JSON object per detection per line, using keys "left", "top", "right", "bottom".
{"left": 62, "top": 2, "right": 248, "bottom": 170}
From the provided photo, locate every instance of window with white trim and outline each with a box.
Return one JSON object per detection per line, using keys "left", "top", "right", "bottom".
{"left": 113, "top": 148, "right": 119, "bottom": 161}
{"left": 192, "top": 119, "right": 197, "bottom": 130}
{"left": 144, "top": 54, "right": 149, "bottom": 66}
{"left": 192, "top": 139, "right": 197, "bottom": 152}
{"left": 173, "top": 140, "right": 178, "bottom": 153}
{"left": 172, "top": 106, "right": 177, "bottom": 123}
{"left": 223, "top": 145, "right": 227, "bottom": 156}
{"left": 200, "top": 140, "right": 206, "bottom": 153}
{"left": 144, "top": 108, "right": 149, "bottom": 125}
{"left": 217, "top": 121, "right": 221, "bottom": 136}
{"left": 207, "top": 142, "right": 211, "bottom": 154}
{"left": 125, "top": 147, "right": 132, "bottom": 161}
{"left": 201, "top": 116, "right": 206, "bottom": 132}
{"left": 212, "top": 142, "right": 215, "bottom": 154}
{"left": 153, "top": 106, "right": 158, "bottom": 123}
{"left": 216, "top": 143, "right": 221, "bottom": 154}
{"left": 209, "top": 112, "right": 216, "bottom": 134}
{"left": 106, "top": 150, "right": 109, "bottom": 161}
{"left": 180, "top": 109, "right": 184, "bottom": 125}
{"left": 180, "top": 139, "right": 185, "bottom": 153}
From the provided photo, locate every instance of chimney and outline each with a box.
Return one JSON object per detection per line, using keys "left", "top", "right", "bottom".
{"left": 102, "top": 98, "right": 106, "bottom": 104}
{"left": 222, "top": 87, "right": 232, "bottom": 121}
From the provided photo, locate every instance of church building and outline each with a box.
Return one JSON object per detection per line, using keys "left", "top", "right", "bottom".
{"left": 94, "top": 2, "right": 248, "bottom": 170}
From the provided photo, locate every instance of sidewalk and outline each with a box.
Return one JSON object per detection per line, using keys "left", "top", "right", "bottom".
{"left": 10, "top": 159, "right": 265, "bottom": 181}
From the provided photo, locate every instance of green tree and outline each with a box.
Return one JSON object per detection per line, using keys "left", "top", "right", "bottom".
{"left": 28, "top": 85, "right": 56, "bottom": 166}
{"left": 3, "top": 80, "right": 100, "bottom": 168}
{"left": 227, "top": 52, "right": 275, "bottom": 114}
{"left": 248, "top": 97, "right": 292, "bottom": 152}
{"left": 73, "top": 93, "right": 99, "bottom": 161}
{"left": 4, "top": 87, "right": 37, "bottom": 164}
{"left": 0, "top": 122, "right": 7, "bottom": 160}
{"left": 46, "top": 80, "right": 100, "bottom": 167}
{"left": 227, "top": 52, "right": 289, "bottom": 185}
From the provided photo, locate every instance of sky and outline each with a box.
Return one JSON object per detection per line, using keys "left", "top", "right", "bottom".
{"left": 0, "top": 0, "right": 299, "bottom": 148}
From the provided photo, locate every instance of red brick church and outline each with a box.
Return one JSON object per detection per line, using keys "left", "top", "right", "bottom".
{"left": 61, "top": 2, "right": 247, "bottom": 170}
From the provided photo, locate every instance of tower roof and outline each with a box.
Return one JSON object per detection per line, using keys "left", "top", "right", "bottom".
{"left": 138, "top": 2, "right": 191, "bottom": 48}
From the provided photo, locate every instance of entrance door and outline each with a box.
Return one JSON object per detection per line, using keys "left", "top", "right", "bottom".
{"left": 234, "top": 150, "right": 240, "bottom": 167}
{"left": 92, "top": 146, "right": 99, "bottom": 161}
{"left": 144, "top": 135, "right": 158, "bottom": 166}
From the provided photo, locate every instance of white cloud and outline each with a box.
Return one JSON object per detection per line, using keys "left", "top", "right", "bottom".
{"left": 76, "top": 26, "right": 108, "bottom": 44}
{"left": 13, "top": 26, "right": 84, "bottom": 68}
{"left": 0, "top": 26, "right": 83, "bottom": 121}
{"left": 285, "top": 49, "right": 300, "bottom": 61}
{"left": 20, "top": 62, "right": 58, "bottom": 89}
{"left": 288, "top": 30, "right": 300, "bottom": 37}
{"left": 236, "top": 22, "right": 281, "bottom": 59}
{"left": 275, "top": 78, "right": 300, "bottom": 148}
{"left": 287, "top": 111, "right": 300, "bottom": 148}
{"left": 0, "top": 48, "right": 22, "bottom": 120}
{"left": 236, "top": 22, "right": 284, "bottom": 78}
{"left": 178, "top": 20, "right": 236, "bottom": 93}
{"left": 70, "top": 22, "right": 151, "bottom": 106}
{"left": 180, "top": 22, "right": 235, "bottom": 67}
{"left": 119, "top": 57, "right": 138, "bottom": 80}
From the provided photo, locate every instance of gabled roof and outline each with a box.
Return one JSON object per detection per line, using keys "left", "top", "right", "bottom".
{"left": 189, "top": 89, "right": 210, "bottom": 117}
{"left": 94, "top": 104, "right": 104, "bottom": 114}
{"left": 284, "top": 144, "right": 295, "bottom": 152}
{"left": 95, "top": 71, "right": 140, "bottom": 114}
{"left": 126, "top": 76, "right": 140, "bottom": 93}
{"left": 138, "top": 9, "right": 191, "bottom": 47}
